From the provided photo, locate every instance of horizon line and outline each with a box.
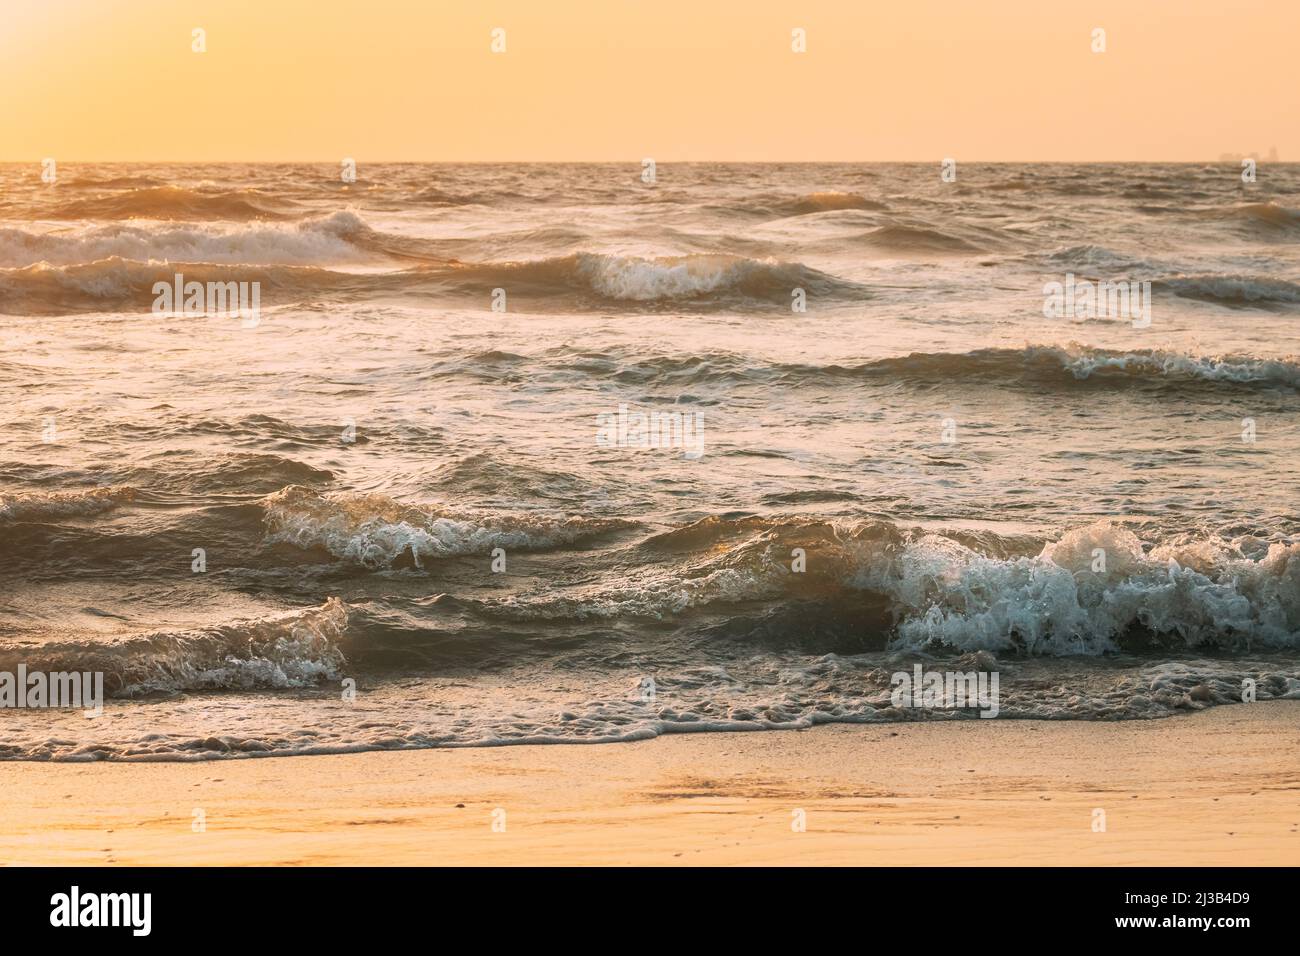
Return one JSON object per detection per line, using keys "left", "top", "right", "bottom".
{"left": 0, "top": 158, "right": 1289, "bottom": 166}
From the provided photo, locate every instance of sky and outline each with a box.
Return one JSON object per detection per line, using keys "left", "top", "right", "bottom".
{"left": 1, "top": 0, "right": 1295, "bottom": 162}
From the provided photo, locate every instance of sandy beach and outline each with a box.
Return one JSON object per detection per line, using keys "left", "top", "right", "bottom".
{"left": 2, "top": 702, "right": 1295, "bottom": 867}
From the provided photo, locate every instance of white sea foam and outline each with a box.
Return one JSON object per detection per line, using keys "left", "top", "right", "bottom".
{"left": 884, "top": 522, "right": 1300, "bottom": 654}
{"left": 261, "top": 485, "right": 630, "bottom": 568}
{"left": 119, "top": 598, "right": 351, "bottom": 695}
{"left": 572, "top": 252, "right": 808, "bottom": 300}
{"left": 1051, "top": 347, "right": 1300, "bottom": 386}
{"left": 0, "top": 598, "right": 351, "bottom": 699}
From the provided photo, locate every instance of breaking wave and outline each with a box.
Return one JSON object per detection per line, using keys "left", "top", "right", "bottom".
{"left": 475, "top": 251, "right": 863, "bottom": 303}
{"left": 485, "top": 517, "right": 1300, "bottom": 655}
{"left": 262, "top": 485, "right": 634, "bottom": 568}
{"left": 439, "top": 251, "right": 866, "bottom": 305}
{"left": 888, "top": 523, "right": 1300, "bottom": 655}
{"left": 0, "top": 212, "right": 385, "bottom": 268}
{"left": 0, "top": 234, "right": 864, "bottom": 313}
{"left": 0, "top": 598, "right": 350, "bottom": 697}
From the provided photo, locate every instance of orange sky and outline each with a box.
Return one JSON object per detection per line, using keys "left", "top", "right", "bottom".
{"left": 2, "top": 0, "right": 1295, "bottom": 162}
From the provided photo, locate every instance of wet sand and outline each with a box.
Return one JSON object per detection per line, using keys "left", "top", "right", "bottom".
{"left": 1, "top": 702, "right": 1296, "bottom": 866}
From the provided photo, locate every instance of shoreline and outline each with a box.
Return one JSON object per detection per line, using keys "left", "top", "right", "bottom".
{"left": 1, "top": 702, "right": 1297, "bottom": 866}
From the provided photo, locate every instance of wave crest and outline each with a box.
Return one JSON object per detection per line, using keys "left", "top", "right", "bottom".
{"left": 490, "top": 517, "right": 1300, "bottom": 655}
{"left": 262, "top": 485, "right": 632, "bottom": 568}
{"left": 456, "top": 251, "right": 863, "bottom": 304}
{"left": 0, "top": 211, "right": 381, "bottom": 269}
{"left": 42, "top": 186, "right": 298, "bottom": 221}
{"left": 0, "top": 598, "right": 350, "bottom": 696}
{"left": 856, "top": 223, "right": 984, "bottom": 253}
{"left": 865, "top": 345, "right": 1300, "bottom": 391}
{"left": 1155, "top": 274, "right": 1300, "bottom": 308}
{"left": 0, "top": 487, "right": 137, "bottom": 522}
{"left": 1210, "top": 201, "right": 1300, "bottom": 234}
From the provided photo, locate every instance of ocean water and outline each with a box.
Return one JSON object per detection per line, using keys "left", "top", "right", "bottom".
{"left": 1, "top": 162, "right": 1298, "bottom": 760}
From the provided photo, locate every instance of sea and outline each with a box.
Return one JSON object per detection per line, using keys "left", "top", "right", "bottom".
{"left": 1, "top": 161, "right": 1297, "bottom": 759}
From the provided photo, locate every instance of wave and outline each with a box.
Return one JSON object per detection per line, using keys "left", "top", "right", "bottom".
{"left": 262, "top": 485, "right": 634, "bottom": 568}
{"left": 985, "top": 178, "right": 1033, "bottom": 191}
{"left": 39, "top": 186, "right": 299, "bottom": 221}
{"left": 889, "top": 522, "right": 1300, "bottom": 655}
{"left": 484, "top": 516, "right": 1300, "bottom": 655}
{"left": 442, "top": 251, "right": 866, "bottom": 305}
{"left": 64, "top": 174, "right": 167, "bottom": 190}
{"left": 425, "top": 453, "right": 599, "bottom": 504}
{"left": 122, "top": 453, "right": 335, "bottom": 496}
{"left": 858, "top": 345, "right": 1300, "bottom": 391}
{"left": 1, "top": 242, "right": 864, "bottom": 313}
{"left": 1047, "top": 347, "right": 1300, "bottom": 387}
{"left": 713, "top": 191, "right": 889, "bottom": 219}
{"left": 776, "top": 192, "right": 889, "bottom": 216}
{"left": 1187, "top": 202, "right": 1300, "bottom": 236}
{"left": 0, "top": 212, "right": 385, "bottom": 268}
{"left": 0, "top": 257, "right": 371, "bottom": 315}
{"left": 854, "top": 223, "right": 984, "bottom": 253}
{"left": 573, "top": 252, "right": 840, "bottom": 300}
{"left": 550, "top": 345, "right": 1300, "bottom": 392}
{"left": 408, "top": 186, "right": 479, "bottom": 205}
{"left": 1154, "top": 274, "right": 1300, "bottom": 308}
{"left": 1222, "top": 201, "right": 1300, "bottom": 229}
{"left": 1039, "top": 244, "right": 1159, "bottom": 271}
{"left": 0, "top": 486, "right": 137, "bottom": 522}
{"left": 0, "top": 598, "right": 350, "bottom": 697}
{"left": 6, "top": 649, "right": 1298, "bottom": 760}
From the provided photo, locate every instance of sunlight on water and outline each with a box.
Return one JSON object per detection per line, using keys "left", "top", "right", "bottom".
{"left": 1, "top": 162, "right": 1298, "bottom": 759}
